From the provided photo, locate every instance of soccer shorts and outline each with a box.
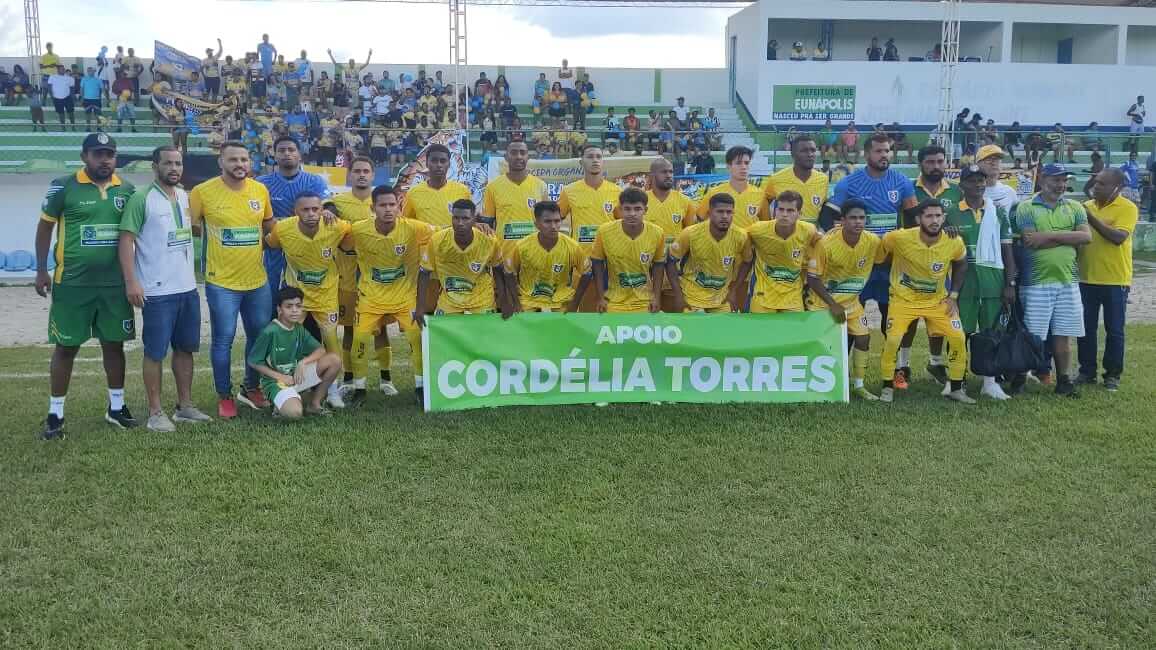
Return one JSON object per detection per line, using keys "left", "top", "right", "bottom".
{"left": 352, "top": 308, "right": 422, "bottom": 381}
{"left": 265, "top": 362, "right": 323, "bottom": 408}
{"left": 958, "top": 295, "right": 1002, "bottom": 334}
{"left": 49, "top": 284, "right": 135, "bottom": 347}
{"left": 1020, "top": 283, "right": 1084, "bottom": 338}
{"left": 807, "top": 301, "right": 868, "bottom": 336}
{"left": 882, "top": 300, "right": 967, "bottom": 381}
{"left": 141, "top": 289, "right": 200, "bottom": 361}
{"left": 432, "top": 307, "right": 496, "bottom": 316}
{"left": 82, "top": 99, "right": 101, "bottom": 114}
{"left": 749, "top": 302, "right": 803, "bottom": 314}
{"left": 338, "top": 289, "right": 358, "bottom": 327}
{"left": 685, "top": 306, "right": 729, "bottom": 314}
{"left": 354, "top": 309, "right": 416, "bottom": 336}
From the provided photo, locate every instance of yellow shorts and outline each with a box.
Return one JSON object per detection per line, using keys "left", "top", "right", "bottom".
{"left": 749, "top": 302, "right": 803, "bottom": 314}
{"left": 606, "top": 304, "right": 650, "bottom": 314}
{"left": 308, "top": 310, "right": 339, "bottom": 329}
{"left": 354, "top": 309, "right": 416, "bottom": 336}
{"left": 844, "top": 304, "right": 870, "bottom": 337}
{"left": 685, "top": 305, "right": 728, "bottom": 314}
{"left": 884, "top": 301, "right": 963, "bottom": 338}
{"left": 337, "top": 290, "right": 358, "bottom": 327}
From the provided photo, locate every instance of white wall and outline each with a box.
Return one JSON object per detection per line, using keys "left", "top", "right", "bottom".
{"left": 727, "top": 4, "right": 762, "bottom": 116}
{"left": 1012, "top": 23, "right": 1118, "bottom": 64}
{"left": 960, "top": 22, "right": 1004, "bottom": 62}
{"left": 1127, "top": 26, "right": 1156, "bottom": 66}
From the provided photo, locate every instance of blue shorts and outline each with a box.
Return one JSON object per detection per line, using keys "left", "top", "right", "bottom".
{"left": 860, "top": 263, "right": 891, "bottom": 306}
{"left": 142, "top": 289, "right": 201, "bottom": 361}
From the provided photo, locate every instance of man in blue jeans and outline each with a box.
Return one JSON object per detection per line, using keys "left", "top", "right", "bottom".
{"left": 190, "top": 141, "right": 275, "bottom": 418}
{"left": 1077, "top": 168, "right": 1139, "bottom": 392}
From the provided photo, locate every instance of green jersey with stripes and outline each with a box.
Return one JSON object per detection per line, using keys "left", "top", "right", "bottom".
{"left": 41, "top": 170, "right": 136, "bottom": 287}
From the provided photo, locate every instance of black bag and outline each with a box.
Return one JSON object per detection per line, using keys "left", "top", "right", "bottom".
{"left": 970, "top": 306, "right": 1046, "bottom": 377}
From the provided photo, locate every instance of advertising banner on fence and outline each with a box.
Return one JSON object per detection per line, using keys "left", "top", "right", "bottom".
{"left": 489, "top": 156, "right": 660, "bottom": 202}
{"left": 772, "top": 85, "right": 856, "bottom": 121}
{"left": 422, "top": 312, "right": 848, "bottom": 411}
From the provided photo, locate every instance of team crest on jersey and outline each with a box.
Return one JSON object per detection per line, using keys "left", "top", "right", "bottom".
{"left": 552, "top": 263, "right": 564, "bottom": 273}
{"left": 249, "top": 199, "right": 261, "bottom": 211}
{"left": 469, "top": 261, "right": 483, "bottom": 273}
{"left": 940, "top": 199, "right": 954, "bottom": 210}
{"left": 113, "top": 196, "right": 126, "bottom": 211}
{"left": 321, "top": 248, "right": 332, "bottom": 258}
{"left": 857, "top": 257, "right": 867, "bottom": 268}
{"left": 932, "top": 261, "right": 944, "bottom": 273}
{"left": 527, "top": 198, "right": 536, "bottom": 208}
{"left": 812, "top": 195, "right": 821, "bottom": 206}
{"left": 887, "top": 190, "right": 899, "bottom": 203}
{"left": 640, "top": 252, "right": 651, "bottom": 264}
{"left": 328, "top": 313, "right": 339, "bottom": 324}
{"left": 122, "top": 319, "right": 134, "bottom": 334}
{"left": 394, "top": 244, "right": 407, "bottom": 255}
{"left": 672, "top": 213, "right": 683, "bottom": 224}
{"left": 722, "top": 256, "right": 734, "bottom": 266}
{"left": 603, "top": 201, "right": 613, "bottom": 213}
{"left": 791, "top": 248, "right": 801, "bottom": 259}
{"left": 747, "top": 205, "right": 758, "bottom": 216}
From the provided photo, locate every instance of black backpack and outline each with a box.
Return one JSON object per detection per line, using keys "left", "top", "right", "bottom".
{"left": 970, "top": 306, "right": 1046, "bottom": 377}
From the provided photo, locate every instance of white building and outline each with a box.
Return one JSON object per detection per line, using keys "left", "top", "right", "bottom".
{"left": 726, "top": 0, "right": 1156, "bottom": 129}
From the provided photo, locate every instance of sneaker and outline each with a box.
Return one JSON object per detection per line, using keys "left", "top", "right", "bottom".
{"left": 1055, "top": 379, "right": 1079, "bottom": 398}
{"left": 1104, "top": 376, "right": 1120, "bottom": 392}
{"left": 926, "top": 363, "right": 948, "bottom": 384}
{"left": 146, "top": 412, "right": 176, "bottom": 432}
{"left": 1007, "top": 375, "right": 1027, "bottom": 396}
{"left": 1074, "top": 374, "right": 1097, "bottom": 386}
{"left": 879, "top": 387, "right": 894, "bottom": 403}
{"left": 236, "top": 387, "right": 269, "bottom": 410}
{"left": 41, "top": 414, "right": 65, "bottom": 440}
{"left": 218, "top": 397, "right": 238, "bottom": 419}
{"left": 415, "top": 386, "right": 425, "bottom": 406}
{"left": 594, "top": 401, "right": 610, "bottom": 407}
{"left": 945, "top": 388, "right": 978, "bottom": 404}
{"left": 326, "top": 387, "right": 346, "bottom": 409}
{"left": 305, "top": 406, "right": 334, "bottom": 417}
{"left": 380, "top": 380, "right": 399, "bottom": 396}
{"left": 1026, "top": 372, "right": 1042, "bottom": 385}
{"left": 173, "top": 405, "right": 212, "bottom": 423}
{"left": 851, "top": 386, "right": 879, "bottom": 401}
{"left": 1038, "top": 372, "right": 1055, "bottom": 386}
{"left": 105, "top": 405, "right": 139, "bottom": 429}
{"left": 940, "top": 381, "right": 952, "bottom": 396}
{"left": 980, "top": 381, "right": 1011, "bottom": 401}
{"left": 892, "top": 369, "right": 910, "bottom": 390}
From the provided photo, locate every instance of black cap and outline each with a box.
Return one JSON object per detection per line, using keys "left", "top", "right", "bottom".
{"left": 960, "top": 164, "right": 986, "bottom": 181}
{"left": 82, "top": 132, "right": 117, "bottom": 153}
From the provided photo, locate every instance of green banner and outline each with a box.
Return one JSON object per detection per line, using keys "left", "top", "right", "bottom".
{"left": 772, "top": 85, "right": 856, "bottom": 121}
{"left": 422, "top": 312, "right": 848, "bottom": 411}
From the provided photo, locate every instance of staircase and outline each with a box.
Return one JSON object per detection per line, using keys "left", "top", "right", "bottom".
{"left": 713, "top": 106, "right": 774, "bottom": 175}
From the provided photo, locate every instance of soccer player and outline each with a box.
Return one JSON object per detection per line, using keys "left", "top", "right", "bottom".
{"left": 644, "top": 157, "right": 697, "bottom": 312}
{"left": 248, "top": 287, "right": 342, "bottom": 419}
{"left": 745, "top": 190, "right": 821, "bottom": 313}
{"left": 330, "top": 157, "right": 385, "bottom": 390}
{"left": 827, "top": 133, "right": 917, "bottom": 381}
{"left": 118, "top": 145, "right": 212, "bottom": 432}
{"left": 764, "top": 135, "right": 828, "bottom": 225}
{"left": 502, "top": 200, "right": 590, "bottom": 314}
{"left": 667, "top": 193, "right": 752, "bottom": 313}
{"left": 948, "top": 165, "right": 1016, "bottom": 400}
{"left": 402, "top": 143, "right": 472, "bottom": 230}
{"left": 806, "top": 198, "right": 882, "bottom": 400}
{"left": 696, "top": 146, "right": 767, "bottom": 229}
{"left": 416, "top": 199, "right": 505, "bottom": 323}
{"left": 589, "top": 188, "right": 668, "bottom": 313}
{"left": 558, "top": 144, "right": 620, "bottom": 310}
{"left": 35, "top": 133, "right": 138, "bottom": 439}
{"left": 482, "top": 140, "right": 548, "bottom": 253}
{"left": 344, "top": 185, "right": 434, "bottom": 406}
{"left": 256, "top": 135, "right": 333, "bottom": 308}
{"left": 876, "top": 199, "right": 972, "bottom": 404}
{"left": 265, "top": 192, "right": 352, "bottom": 409}
{"left": 190, "top": 141, "right": 275, "bottom": 418}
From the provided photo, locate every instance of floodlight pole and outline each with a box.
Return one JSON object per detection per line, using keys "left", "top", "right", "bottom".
{"left": 25, "top": 0, "right": 42, "bottom": 87}
{"left": 449, "top": 0, "right": 468, "bottom": 159}
{"left": 935, "top": 0, "right": 961, "bottom": 150}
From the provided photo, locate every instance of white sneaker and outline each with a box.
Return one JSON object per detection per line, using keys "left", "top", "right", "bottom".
{"left": 879, "top": 387, "right": 894, "bottom": 403}
{"left": 326, "top": 386, "right": 346, "bottom": 409}
{"left": 941, "top": 381, "right": 952, "bottom": 396}
{"left": 146, "top": 412, "right": 176, "bottom": 432}
{"left": 980, "top": 378, "right": 1011, "bottom": 401}
{"left": 594, "top": 401, "right": 609, "bottom": 407}
{"left": 379, "top": 381, "right": 399, "bottom": 396}
{"left": 172, "top": 405, "right": 213, "bottom": 423}
{"left": 945, "top": 389, "right": 978, "bottom": 404}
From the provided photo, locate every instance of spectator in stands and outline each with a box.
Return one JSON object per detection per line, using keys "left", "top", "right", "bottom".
{"left": 80, "top": 67, "right": 103, "bottom": 130}
{"left": 202, "top": 39, "right": 224, "bottom": 102}
{"left": 624, "top": 107, "right": 641, "bottom": 148}
{"left": 6, "top": 64, "right": 30, "bottom": 106}
{"left": 47, "top": 65, "right": 77, "bottom": 131}
{"left": 0, "top": 66, "right": 12, "bottom": 104}
{"left": 39, "top": 42, "right": 59, "bottom": 101}
{"left": 691, "top": 146, "right": 715, "bottom": 174}
{"left": 28, "top": 83, "right": 46, "bottom": 132}
{"left": 494, "top": 74, "right": 510, "bottom": 98}
{"left": 1081, "top": 121, "right": 1103, "bottom": 154}
{"left": 883, "top": 38, "right": 900, "bottom": 61}
{"left": 790, "top": 42, "right": 807, "bottom": 61}
{"left": 1049, "top": 123, "right": 1075, "bottom": 163}
{"left": 839, "top": 121, "right": 860, "bottom": 163}
{"left": 1120, "top": 151, "right": 1142, "bottom": 203}
{"left": 258, "top": 34, "right": 277, "bottom": 78}
{"left": 1126, "top": 95, "right": 1145, "bottom": 154}
{"left": 673, "top": 97, "right": 688, "bottom": 123}
{"left": 123, "top": 48, "right": 144, "bottom": 100}
{"left": 703, "top": 108, "right": 721, "bottom": 150}
{"left": 767, "top": 39, "right": 779, "bottom": 61}
{"left": 474, "top": 72, "right": 493, "bottom": 97}
{"left": 926, "top": 43, "right": 942, "bottom": 62}
{"left": 783, "top": 126, "right": 799, "bottom": 152}
{"left": 1003, "top": 121, "right": 1023, "bottom": 156}
{"left": 646, "top": 109, "right": 662, "bottom": 150}
{"left": 605, "top": 106, "right": 623, "bottom": 144}
{"left": 951, "top": 108, "right": 971, "bottom": 159}
{"left": 888, "top": 122, "right": 913, "bottom": 163}
{"left": 867, "top": 37, "right": 882, "bottom": 61}
{"left": 327, "top": 49, "right": 371, "bottom": 87}
{"left": 557, "top": 59, "right": 575, "bottom": 90}
{"left": 533, "top": 73, "right": 549, "bottom": 101}
{"left": 1083, "top": 153, "right": 1106, "bottom": 198}
{"left": 817, "top": 118, "right": 836, "bottom": 158}
{"left": 813, "top": 41, "right": 829, "bottom": 61}
{"left": 546, "top": 82, "right": 567, "bottom": 127}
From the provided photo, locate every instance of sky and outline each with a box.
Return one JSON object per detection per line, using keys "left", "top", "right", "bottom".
{"left": 0, "top": 0, "right": 736, "bottom": 68}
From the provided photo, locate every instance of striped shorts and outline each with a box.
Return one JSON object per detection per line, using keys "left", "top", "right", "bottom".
{"left": 1020, "top": 283, "right": 1085, "bottom": 338}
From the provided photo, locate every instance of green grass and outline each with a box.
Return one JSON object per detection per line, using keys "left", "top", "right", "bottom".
{"left": 2, "top": 328, "right": 1155, "bottom": 646}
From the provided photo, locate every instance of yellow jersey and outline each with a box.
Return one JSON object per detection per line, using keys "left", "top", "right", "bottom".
{"left": 330, "top": 191, "right": 373, "bottom": 291}
{"left": 1079, "top": 196, "right": 1138, "bottom": 286}
{"left": 482, "top": 174, "right": 548, "bottom": 250}
{"left": 346, "top": 218, "right": 435, "bottom": 314}
{"left": 669, "top": 221, "right": 752, "bottom": 310}
{"left": 747, "top": 219, "right": 821, "bottom": 311}
{"left": 880, "top": 227, "right": 966, "bottom": 308}
{"left": 401, "top": 180, "right": 472, "bottom": 230}
{"left": 421, "top": 228, "right": 504, "bottom": 313}
{"left": 266, "top": 218, "right": 351, "bottom": 313}
{"left": 557, "top": 179, "right": 620, "bottom": 249}
{"left": 504, "top": 233, "right": 590, "bottom": 311}
{"left": 589, "top": 221, "right": 667, "bottom": 312}
{"left": 189, "top": 177, "right": 272, "bottom": 291}
{"left": 806, "top": 229, "right": 881, "bottom": 310}
{"left": 764, "top": 167, "right": 829, "bottom": 223}
{"left": 695, "top": 181, "right": 767, "bottom": 229}
{"left": 644, "top": 190, "right": 697, "bottom": 250}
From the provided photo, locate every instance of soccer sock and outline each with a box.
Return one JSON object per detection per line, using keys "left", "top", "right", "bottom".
{"left": 851, "top": 347, "right": 868, "bottom": 387}
{"left": 377, "top": 346, "right": 393, "bottom": 380}
{"left": 108, "top": 388, "right": 125, "bottom": 411}
{"left": 951, "top": 380, "right": 964, "bottom": 391}
{"left": 343, "top": 372, "right": 353, "bottom": 383}
{"left": 415, "top": 375, "right": 424, "bottom": 388}
{"left": 930, "top": 354, "right": 944, "bottom": 366}
{"left": 897, "top": 347, "right": 912, "bottom": 369}
{"left": 341, "top": 347, "right": 352, "bottom": 379}
{"left": 49, "top": 395, "right": 66, "bottom": 419}
{"left": 982, "top": 375, "right": 997, "bottom": 389}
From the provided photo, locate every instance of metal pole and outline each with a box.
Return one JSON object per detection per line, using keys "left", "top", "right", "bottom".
{"left": 935, "top": 0, "right": 960, "bottom": 151}
{"left": 25, "top": 0, "right": 42, "bottom": 87}
{"left": 449, "top": 0, "right": 468, "bottom": 160}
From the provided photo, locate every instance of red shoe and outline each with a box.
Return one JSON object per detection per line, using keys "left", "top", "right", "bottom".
{"left": 893, "top": 369, "right": 910, "bottom": 390}
{"left": 236, "top": 388, "right": 269, "bottom": 410}
{"left": 1038, "top": 372, "right": 1054, "bottom": 386}
{"left": 218, "top": 397, "right": 238, "bottom": 419}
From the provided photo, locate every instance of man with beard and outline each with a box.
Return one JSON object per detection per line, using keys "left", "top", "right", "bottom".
{"left": 118, "top": 145, "right": 214, "bottom": 432}
{"left": 877, "top": 200, "right": 972, "bottom": 404}
{"left": 558, "top": 145, "right": 621, "bottom": 311}
{"left": 257, "top": 135, "right": 334, "bottom": 309}
{"left": 644, "top": 157, "right": 696, "bottom": 312}
{"left": 35, "top": 133, "right": 139, "bottom": 439}
{"left": 764, "top": 134, "right": 828, "bottom": 226}
{"left": 828, "top": 133, "right": 917, "bottom": 382}
{"left": 666, "top": 193, "right": 752, "bottom": 313}
{"left": 482, "top": 140, "right": 548, "bottom": 255}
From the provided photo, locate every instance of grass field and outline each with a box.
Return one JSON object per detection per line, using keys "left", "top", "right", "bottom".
{"left": 2, "top": 328, "right": 1155, "bottom": 647}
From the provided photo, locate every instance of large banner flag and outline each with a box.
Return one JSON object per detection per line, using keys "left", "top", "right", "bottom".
{"left": 395, "top": 130, "right": 489, "bottom": 204}
{"left": 422, "top": 312, "right": 848, "bottom": 412}
{"left": 151, "top": 41, "right": 239, "bottom": 129}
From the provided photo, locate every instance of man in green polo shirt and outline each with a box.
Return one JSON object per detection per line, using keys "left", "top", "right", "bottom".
{"left": 35, "top": 133, "right": 139, "bottom": 439}
{"left": 949, "top": 165, "right": 1017, "bottom": 400}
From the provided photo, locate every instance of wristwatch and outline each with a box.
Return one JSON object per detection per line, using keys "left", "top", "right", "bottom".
{"left": 948, "top": 291, "right": 960, "bottom": 300}
{"left": 1007, "top": 279, "right": 1018, "bottom": 287}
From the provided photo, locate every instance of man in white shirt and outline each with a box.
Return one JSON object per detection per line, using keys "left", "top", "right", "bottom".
{"left": 672, "top": 97, "right": 689, "bottom": 123}
{"left": 47, "top": 65, "right": 77, "bottom": 131}
{"left": 371, "top": 91, "right": 392, "bottom": 124}
{"left": 976, "top": 144, "right": 1018, "bottom": 212}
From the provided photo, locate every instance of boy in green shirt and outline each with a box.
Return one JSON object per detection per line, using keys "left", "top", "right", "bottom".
{"left": 247, "top": 287, "right": 342, "bottom": 418}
